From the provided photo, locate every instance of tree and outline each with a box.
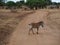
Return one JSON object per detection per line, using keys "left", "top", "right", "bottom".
{"left": 0, "top": 2, "right": 5, "bottom": 6}
{"left": 45, "top": 0, "right": 52, "bottom": 5}
{"left": 16, "top": 1, "right": 25, "bottom": 8}
{"left": 26, "top": 0, "right": 52, "bottom": 9}
{"left": 0, "top": 0, "right": 2, "bottom": 2}
{"left": 20, "top": 0, "right": 25, "bottom": 4}
{"left": 26, "top": 0, "right": 39, "bottom": 9}
{"left": 0, "top": 0, "right": 5, "bottom": 6}
{"left": 6, "top": 1, "right": 16, "bottom": 8}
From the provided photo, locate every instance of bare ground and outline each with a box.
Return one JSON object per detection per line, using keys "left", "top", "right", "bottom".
{"left": 8, "top": 9, "right": 60, "bottom": 45}
{"left": 0, "top": 10, "right": 34, "bottom": 45}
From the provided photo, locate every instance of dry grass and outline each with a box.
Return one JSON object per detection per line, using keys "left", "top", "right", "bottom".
{"left": 7, "top": 9, "right": 60, "bottom": 45}
{"left": 0, "top": 9, "right": 60, "bottom": 45}
{"left": 0, "top": 10, "right": 34, "bottom": 45}
{"left": 46, "top": 10, "right": 60, "bottom": 44}
{"left": 46, "top": 9, "right": 60, "bottom": 29}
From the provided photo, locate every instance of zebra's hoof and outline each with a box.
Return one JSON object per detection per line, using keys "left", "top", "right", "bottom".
{"left": 37, "top": 32, "right": 39, "bottom": 34}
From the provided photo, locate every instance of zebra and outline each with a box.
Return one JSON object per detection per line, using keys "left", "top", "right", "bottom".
{"left": 29, "top": 21, "right": 44, "bottom": 34}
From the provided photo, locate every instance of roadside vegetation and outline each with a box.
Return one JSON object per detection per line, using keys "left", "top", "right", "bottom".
{"left": 0, "top": 0, "right": 60, "bottom": 9}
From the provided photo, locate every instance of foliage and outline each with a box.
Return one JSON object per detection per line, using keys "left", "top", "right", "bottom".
{"left": 0, "top": 0, "right": 2, "bottom": 2}
{"left": 0, "top": 2, "right": 5, "bottom": 6}
{"left": 26, "top": 0, "right": 52, "bottom": 9}
{"left": 16, "top": 1, "right": 25, "bottom": 8}
{"left": 6, "top": 1, "right": 16, "bottom": 7}
{"left": 0, "top": 0, "right": 60, "bottom": 9}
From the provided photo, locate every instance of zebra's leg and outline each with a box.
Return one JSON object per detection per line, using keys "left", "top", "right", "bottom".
{"left": 37, "top": 27, "right": 39, "bottom": 34}
{"left": 31, "top": 28, "right": 34, "bottom": 34}
{"left": 29, "top": 28, "right": 34, "bottom": 35}
{"left": 41, "top": 24, "right": 44, "bottom": 27}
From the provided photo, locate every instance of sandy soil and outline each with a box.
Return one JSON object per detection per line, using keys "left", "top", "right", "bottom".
{"left": 8, "top": 9, "right": 60, "bottom": 45}
{"left": 0, "top": 10, "right": 34, "bottom": 45}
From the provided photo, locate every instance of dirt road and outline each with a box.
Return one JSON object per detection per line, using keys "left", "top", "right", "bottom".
{"left": 8, "top": 10, "right": 60, "bottom": 45}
